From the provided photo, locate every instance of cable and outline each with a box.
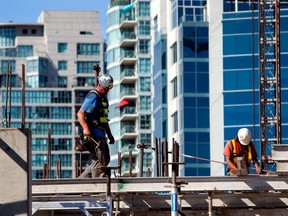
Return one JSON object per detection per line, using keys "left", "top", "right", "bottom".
{"left": 180, "top": 153, "right": 276, "bottom": 174}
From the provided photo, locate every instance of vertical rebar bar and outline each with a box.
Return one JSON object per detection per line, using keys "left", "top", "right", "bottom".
{"left": 118, "top": 151, "right": 121, "bottom": 177}
{"left": 164, "top": 138, "right": 169, "bottom": 177}
{"left": 5, "top": 62, "right": 9, "bottom": 128}
{"left": 48, "top": 128, "right": 52, "bottom": 178}
{"left": 21, "top": 64, "right": 25, "bottom": 129}
{"left": 8, "top": 63, "right": 12, "bottom": 128}
{"left": 139, "top": 144, "right": 144, "bottom": 177}
{"left": 129, "top": 151, "right": 132, "bottom": 177}
{"left": 155, "top": 138, "right": 159, "bottom": 177}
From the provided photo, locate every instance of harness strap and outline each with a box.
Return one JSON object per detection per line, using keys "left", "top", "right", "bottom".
{"left": 231, "top": 139, "right": 252, "bottom": 164}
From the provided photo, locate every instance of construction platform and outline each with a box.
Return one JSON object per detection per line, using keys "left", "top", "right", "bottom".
{"left": 32, "top": 175, "right": 288, "bottom": 216}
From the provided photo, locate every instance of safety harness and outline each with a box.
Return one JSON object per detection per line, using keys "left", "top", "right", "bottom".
{"left": 85, "top": 89, "right": 110, "bottom": 129}
{"left": 231, "top": 139, "right": 252, "bottom": 165}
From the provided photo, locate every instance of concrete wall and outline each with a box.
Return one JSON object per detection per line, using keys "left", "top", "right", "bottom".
{"left": 0, "top": 129, "right": 31, "bottom": 216}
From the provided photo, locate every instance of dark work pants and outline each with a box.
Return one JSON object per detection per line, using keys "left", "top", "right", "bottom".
{"left": 78, "top": 137, "right": 110, "bottom": 178}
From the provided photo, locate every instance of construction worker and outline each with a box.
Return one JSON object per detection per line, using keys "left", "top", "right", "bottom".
{"left": 77, "top": 74, "right": 115, "bottom": 178}
{"left": 223, "top": 128, "right": 261, "bottom": 176}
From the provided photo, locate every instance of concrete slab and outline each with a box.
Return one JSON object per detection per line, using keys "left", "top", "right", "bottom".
{"left": 0, "top": 128, "right": 31, "bottom": 216}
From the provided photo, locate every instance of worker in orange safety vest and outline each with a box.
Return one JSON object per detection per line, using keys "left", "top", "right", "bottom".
{"left": 223, "top": 128, "right": 261, "bottom": 176}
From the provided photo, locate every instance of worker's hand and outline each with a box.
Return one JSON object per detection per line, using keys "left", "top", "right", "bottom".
{"left": 229, "top": 168, "right": 239, "bottom": 176}
{"left": 254, "top": 164, "right": 261, "bottom": 174}
{"left": 108, "top": 134, "right": 115, "bottom": 144}
{"left": 83, "top": 127, "right": 91, "bottom": 138}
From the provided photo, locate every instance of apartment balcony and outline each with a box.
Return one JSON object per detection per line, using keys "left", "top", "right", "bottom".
{"left": 119, "top": 14, "right": 136, "bottom": 29}
{"left": 120, "top": 145, "right": 138, "bottom": 158}
{"left": 109, "top": 0, "right": 131, "bottom": 7}
{"left": 120, "top": 86, "right": 136, "bottom": 98}
{"left": 120, "top": 50, "right": 137, "bottom": 65}
{"left": 120, "top": 106, "right": 137, "bottom": 121}
{"left": 120, "top": 32, "right": 137, "bottom": 47}
{"left": 120, "top": 124, "right": 137, "bottom": 140}
{"left": 120, "top": 69, "right": 137, "bottom": 84}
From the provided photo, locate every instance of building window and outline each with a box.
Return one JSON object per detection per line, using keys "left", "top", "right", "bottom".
{"left": 171, "top": 42, "right": 177, "bottom": 64}
{"left": 172, "top": 111, "right": 178, "bottom": 133}
{"left": 143, "top": 152, "right": 152, "bottom": 167}
{"left": 17, "top": 45, "right": 33, "bottom": 57}
{"left": 1, "top": 60, "right": 15, "bottom": 73}
{"left": 77, "top": 43, "right": 100, "bottom": 55}
{"left": 0, "top": 27, "right": 15, "bottom": 47}
{"left": 58, "top": 61, "right": 67, "bottom": 70}
{"left": 139, "top": 20, "right": 150, "bottom": 35}
{"left": 77, "top": 61, "right": 99, "bottom": 73}
{"left": 171, "top": 77, "right": 178, "bottom": 98}
{"left": 139, "top": 40, "right": 150, "bottom": 54}
{"left": 140, "top": 115, "right": 151, "bottom": 129}
{"left": 58, "top": 43, "right": 67, "bottom": 53}
{"left": 58, "top": 76, "right": 67, "bottom": 87}
{"left": 139, "top": 2, "right": 150, "bottom": 17}
{"left": 140, "top": 133, "right": 151, "bottom": 146}
{"left": 31, "top": 29, "right": 37, "bottom": 34}
{"left": 138, "top": 58, "right": 150, "bottom": 73}
{"left": 139, "top": 77, "right": 151, "bottom": 91}
{"left": 22, "top": 29, "right": 28, "bottom": 34}
{"left": 139, "top": 96, "right": 151, "bottom": 110}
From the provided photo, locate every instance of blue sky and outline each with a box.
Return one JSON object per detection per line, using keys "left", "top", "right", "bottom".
{"left": 0, "top": 0, "right": 109, "bottom": 38}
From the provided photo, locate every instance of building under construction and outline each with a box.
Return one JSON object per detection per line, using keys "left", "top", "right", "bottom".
{"left": 2, "top": 0, "right": 288, "bottom": 215}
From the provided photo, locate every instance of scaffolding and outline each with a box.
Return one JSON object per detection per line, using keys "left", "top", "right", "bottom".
{"left": 259, "top": 0, "right": 282, "bottom": 170}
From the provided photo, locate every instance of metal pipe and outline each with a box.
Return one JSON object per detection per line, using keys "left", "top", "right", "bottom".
{"left": 208, "top": 192, "right": 213, "bottom": 216}
{"left": 171, "top": 170, "right": 178, "bottom": 216}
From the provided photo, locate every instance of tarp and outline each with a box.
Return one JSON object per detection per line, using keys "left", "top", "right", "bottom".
{"left": 120, "top": 4, "right": 133, "bottom": 14}
{"left": 116, "top": 99, "right": 130, "bottom": 108}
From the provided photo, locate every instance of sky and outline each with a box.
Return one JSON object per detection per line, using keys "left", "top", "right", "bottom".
{"left": 0, "top": 0, "right": 109, "bottom": 38}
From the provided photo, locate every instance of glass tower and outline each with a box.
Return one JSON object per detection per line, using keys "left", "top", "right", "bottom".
{"left": 106, "top": 0, "right": 153, "bottom": 176}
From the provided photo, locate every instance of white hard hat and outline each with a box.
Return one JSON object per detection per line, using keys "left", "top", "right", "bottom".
{"left": 238, "top": 128, "right": 251, "bottom": 145}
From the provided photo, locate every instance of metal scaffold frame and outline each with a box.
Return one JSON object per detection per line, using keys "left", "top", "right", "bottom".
{"left": 259, "top": 0, "right": 282, "bottom": 170}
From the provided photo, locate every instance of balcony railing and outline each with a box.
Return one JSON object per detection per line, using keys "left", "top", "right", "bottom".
{"left": 120, "top": 69, "right": 135, "bottom": 79}
{"left": 121, "top": 125, "right": 135, "bottom": 134}
{"left": 120, "top": 87, "right": 135, "bottom": 97}
{"left": 121, "top": 50, "right": 135, "bottom": 59}
{"left": 120, "top": 106, "right": 136, "bottom": 116}
{"left": 121, "top": 32, "right": 136, "bottom": 40}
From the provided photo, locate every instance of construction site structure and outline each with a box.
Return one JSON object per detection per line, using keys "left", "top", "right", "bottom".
{"left": 259, "top": 0, "right": 282, "bottom": 170}
{"left": 2, "top": 128, "right": 288, "bottom": 216}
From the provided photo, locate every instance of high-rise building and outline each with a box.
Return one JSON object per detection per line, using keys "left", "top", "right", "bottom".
{"left": 151, "top": 0, "right": 288, "bottom": 177}
{"left": 106, "top": 0, "right": 153, "bottom": 176}
{"left": 152, "top": 0, "right": 210, "bottom": 176}
{"left": 0, "top": 11, "right": 105, "bottom": 179}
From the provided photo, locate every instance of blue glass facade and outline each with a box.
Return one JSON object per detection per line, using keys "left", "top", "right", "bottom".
{"left": 222, "top": 3, "right": 288, "bottom": 170}
{"left": 181, "top": 23, "right": 210, "bottom": 176}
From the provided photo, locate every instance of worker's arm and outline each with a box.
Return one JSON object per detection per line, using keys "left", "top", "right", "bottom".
{"left": 226, "top": 155, "right": 238, "bottom": 175}
{"left": 77, "top": 109, "right": 91, "bottom": 137}
{"left": 253, "top": 159, "right": 261, "bottom": 174}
